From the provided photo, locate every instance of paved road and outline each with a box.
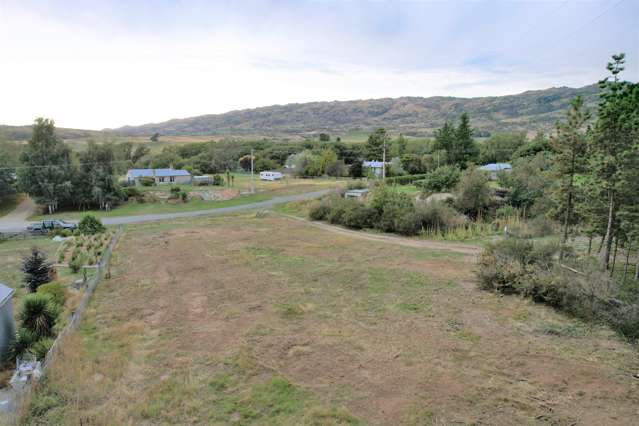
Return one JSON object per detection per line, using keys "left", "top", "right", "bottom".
{"left": 0, "top": 190, "right": 331, "bottom": 233}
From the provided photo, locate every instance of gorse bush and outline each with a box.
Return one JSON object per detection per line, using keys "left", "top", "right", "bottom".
{"left": 78, "top": 215, "right": 105, "bottom": 235}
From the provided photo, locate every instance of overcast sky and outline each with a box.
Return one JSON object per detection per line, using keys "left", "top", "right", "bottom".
{"left": 1, "top": 0, "right": 637, "bottom": 130}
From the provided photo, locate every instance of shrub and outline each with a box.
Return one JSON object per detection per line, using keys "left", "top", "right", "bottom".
{"left": 37, "top": 282, "right": 67, "bottom": 307}
{"left": 454, "top": 167, "right": 490, "bottom": 217}
{"left": 417, "top": 166, "right": 460, "bottom": 194}
{"left": 180, "top": 191, "right": 188, "bottom": 202}
{"left": 341, "top": 204, "right": 376, "bottom": 229}
{"left": 19, "top": 294, "right": 60, "bottom": 338}
{"left": 416, "top": 201, "right": 466, "bottom": 230}
{"left": 10, "top": 327, "right": 38, "bottom": 358}
{"left": 31, "top": 337, "right": 55, "bottom": 360}
{"left": 170, "top": 186, "right": 181, "bottom": 195}
{"left": 212, "top": 174, "right": 224, "bottom": 186}
{"left": 69, "top": 255, "right": 84, "bottom": 273}
{"left": 123, "top": 187, "right": 142, "bottom": 198}
{"left": 139, "top": 176, "right": 155, "bottom": 186}
{"left": 309, "top": 200, "right": 332, "bottom": 221}
{"left": 78, "top": 215, "right": 105, "bottom": 235}
{"left": 326, "top": 199, "right": 350, "bottom": 225}
{"left": 21, "top": 247, "right": 53, "bottom": 293}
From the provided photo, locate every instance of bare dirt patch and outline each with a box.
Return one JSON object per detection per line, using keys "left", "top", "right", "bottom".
{"left": 25, "top": 214, "right": 639, "bottom": 425}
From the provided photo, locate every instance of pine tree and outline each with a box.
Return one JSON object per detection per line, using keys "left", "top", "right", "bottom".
{"left": 21, "top": 247, "right": 53, "bottom": 293}
{"left": 433, "top": 121, "right": 455, "bottom": 155}
{"left": 591, "top": 53, "right": 638, "bottom": 269}
{"left": 365, "top": 128, "right": 389, "bottom": 161}
{"left": 452, "top": 112, "right": 479, "bottom": 166}
{"left": 550, "top": 96, "right": 590, "bottom": 245}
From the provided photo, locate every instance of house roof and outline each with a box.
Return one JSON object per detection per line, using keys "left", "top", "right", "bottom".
{"left": 362, "top": 161, "right": 386, "bottom": 168}
{"left": 0, "top": 283, "right": 14, "bottom": 308}
{"left": 479, "top": 163, "right": 512, "bottom": 172}
{"left": 127, "top": 168, "right": 191, "bottom": 178}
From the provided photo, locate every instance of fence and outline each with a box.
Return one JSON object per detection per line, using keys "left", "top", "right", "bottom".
{"left": 4, "top": 225, "right": 124, "bottom": 423}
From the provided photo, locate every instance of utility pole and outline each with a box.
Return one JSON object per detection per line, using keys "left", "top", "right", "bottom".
{"left": 250, "top": 148, "right": 255, "bottom": 193}
{"left": 382, "top": 138, "right": 386, "bottom": 181}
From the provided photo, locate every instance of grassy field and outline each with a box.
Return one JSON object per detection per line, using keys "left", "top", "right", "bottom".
{"left": 31, "top": 178, "right": 344, "bottom": 221}
{"left": 24, "top": 213, "right": 639, "bottom": 425}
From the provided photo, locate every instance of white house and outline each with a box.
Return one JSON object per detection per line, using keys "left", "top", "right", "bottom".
{"left": 126, "top": 168, "right": 192, "bottom": 185}
{"left": 478, "top": 163, "right": 512, "bottom": 180}
{"left": 259, "top": 171, "right": 283, "bottom": 181}
{"left": 0, "top": 283, "right": 15, "bottom": 359}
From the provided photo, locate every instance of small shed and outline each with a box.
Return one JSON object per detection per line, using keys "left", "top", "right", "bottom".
{"left": 192, "top": 175, "right": 211, "bottom": 185}
{"left": 0, "top": 283, "right": 15, "bottom": 359}
{"left": 344, "top": 189, "right": 369, "bottom": 199}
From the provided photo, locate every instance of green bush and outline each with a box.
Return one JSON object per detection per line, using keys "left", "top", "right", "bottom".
{"left": 417, "top": 166, "right": 460, "bottom": 194}
{"left": 139, "top": 176, "right": 155, "bottom": 186}
{"left": 341, "top": 204, "right": 377, "bottom": 229}
{"left": 123, "top": 187, "right": 142, "bottom": 198}
{"left": 19, "top": 293, "right": 60, "bottom": 338}
{"left": 78, "top": 215, "right": 105, "bottom": 235}
{"left": 37, "top": 282, "right": 67, "bottom": 307}
{"left": 416, "top": 201, "right": 466, "bottom": 230}
{"left": 170, "top": 186, "right": 181, "bottom": 195}
{"left": 31, "top": 337, "right": 55, "bottom": 360}
{"left": 10, "top": 327, "right": 38, "bottom": 358}
{"left": 309, "top": 200, "right": 332, "bottom": 221}
{"left": 212, "top": 174, "right": 224, "bottom": 186}
{"left": 180, "top": 191, "right": 188, "bottom": 202}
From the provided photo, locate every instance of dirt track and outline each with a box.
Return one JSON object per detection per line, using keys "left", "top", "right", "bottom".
{"left": 278, "top": 213, "right": 482, "bottom": 256}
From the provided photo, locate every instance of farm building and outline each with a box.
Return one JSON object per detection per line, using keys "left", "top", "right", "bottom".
{"left": 479, "top": 163, "right": 512, "bottom": 180}
{"left": 260, "top": 171, "right": 283, "bottom": 181}
{"left": 362, "top": 161, "right": 388, "bottom": 177}
{"left": 126, "top": 168, "right": 192, "bottom": 185}
{"left": 0, "top": 283, "right": 15, "bottom": 359}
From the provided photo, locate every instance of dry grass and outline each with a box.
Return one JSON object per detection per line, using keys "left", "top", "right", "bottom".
{"left": 24, "top": 213, "right": 639, "bottom": 425}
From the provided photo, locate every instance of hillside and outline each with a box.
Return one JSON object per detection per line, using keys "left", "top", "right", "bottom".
{"left": 108, "top": 84, "right": 599, "bottom": 137}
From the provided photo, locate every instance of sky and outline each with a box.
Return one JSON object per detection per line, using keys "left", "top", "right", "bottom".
{"left": 1, "top": 0, "right": 637, "bottom": 130}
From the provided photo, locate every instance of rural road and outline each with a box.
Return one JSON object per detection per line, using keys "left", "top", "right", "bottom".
{"left": 0, "top": 190, "right": 331, "bottom": 233}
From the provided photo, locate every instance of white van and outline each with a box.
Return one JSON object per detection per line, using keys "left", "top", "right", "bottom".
{"left": 259, "top": 171, "right": 284, "bottom": 181}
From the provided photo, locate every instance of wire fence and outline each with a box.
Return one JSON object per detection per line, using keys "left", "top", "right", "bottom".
{"left": 2, "top": 226, "right": 124, "bottom": 424}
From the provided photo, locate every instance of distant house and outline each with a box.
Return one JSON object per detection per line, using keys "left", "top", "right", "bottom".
{"left": 259, "top": 171, "right": 283, "bottom": 181}
{"left": 0, "top": 283, "right": 15, "bottom": 359}
{"left": 479, "top": 163, "right": 512, "bottom": 180}
{"left": 362, "top": 161, "right": 388, "bottom": 177}
{"left": 126, "top": 168, "right": 192, "bottom": 185}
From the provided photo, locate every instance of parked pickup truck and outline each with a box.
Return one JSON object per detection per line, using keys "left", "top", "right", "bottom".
{"left": 27, "top": 219, "right": 77, "bottom": 234}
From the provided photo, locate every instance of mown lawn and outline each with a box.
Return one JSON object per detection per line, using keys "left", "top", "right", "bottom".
{"left": 24, "top": 213, "right": 639, "bottom": 425}
{"left": 30, "top": 179, "right": 343, "bottom": 221}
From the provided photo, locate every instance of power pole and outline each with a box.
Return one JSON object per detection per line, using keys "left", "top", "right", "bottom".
{"left": 250, "top": 148, "right": 255, "bottom": 193}
{"left": 382, "top": 138, "right": 386, "bottom": 180}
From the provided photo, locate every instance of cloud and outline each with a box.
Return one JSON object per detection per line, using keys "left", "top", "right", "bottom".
{"left": 0, "top": 0, "right": 636, "bottom": 129}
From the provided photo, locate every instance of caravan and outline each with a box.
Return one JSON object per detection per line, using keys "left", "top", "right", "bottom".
{"left": 259, "top": 171, "right": 283, "bottom": 181}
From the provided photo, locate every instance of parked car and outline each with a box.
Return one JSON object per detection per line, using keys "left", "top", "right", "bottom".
{"left": 27, "top": 220, "right": 77, "bottom": 234}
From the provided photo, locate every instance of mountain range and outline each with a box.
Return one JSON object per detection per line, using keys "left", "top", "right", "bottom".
{"left": 1, "top": 84, "right": 599, "bottom": 141}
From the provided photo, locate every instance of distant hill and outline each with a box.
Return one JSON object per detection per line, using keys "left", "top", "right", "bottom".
{"left": 1, "top": 84, "right": 599, "bottom": 141}
{"left": 107, "top": 84, "right": 599, "bottom": 138}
